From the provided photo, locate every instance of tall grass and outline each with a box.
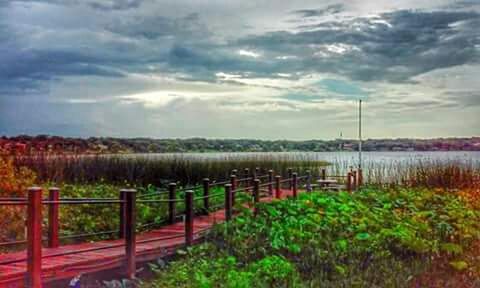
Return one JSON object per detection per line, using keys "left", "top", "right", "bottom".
{"left": 13, "top": 154, "right": 329, "bottom": 186}
{"left": 12, "top": 153, "right": 480, "bottom": 190}
{"left": 323, "top": 158, "right": 479, "bottom": 189}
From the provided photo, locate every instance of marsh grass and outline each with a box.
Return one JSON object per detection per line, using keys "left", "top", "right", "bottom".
{"left": 13, "top": 153, "right": 329, "bottom": 186}
{"left": 329, "top": 158, "right": 480, "bottom": 189}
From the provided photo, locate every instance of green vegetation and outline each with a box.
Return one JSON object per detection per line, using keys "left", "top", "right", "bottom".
{"left": 57, "top": 184, "right": 227, "bottom": 243}
{"left": 143, "top": 186, "right": 480, "bottom": 287}
{"left": 3, "top": 135, "right": 480, "bottom": 154}
{"left": 14, "top": 154, "right": 328, "bottom": 185}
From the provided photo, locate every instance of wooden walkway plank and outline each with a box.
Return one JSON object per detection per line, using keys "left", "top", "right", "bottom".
{"left": 0, "top": 188, "right": 295, "bottom": 287}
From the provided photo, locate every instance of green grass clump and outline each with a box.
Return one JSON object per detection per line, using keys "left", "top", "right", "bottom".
{"left": 142, "top": 187, "right": 480, "bottom": 287}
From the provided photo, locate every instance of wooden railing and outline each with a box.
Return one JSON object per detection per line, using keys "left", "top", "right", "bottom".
{"left": 0, "top": 167, "right": 363, "bottom": 287}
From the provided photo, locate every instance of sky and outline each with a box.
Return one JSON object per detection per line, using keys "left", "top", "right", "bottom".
{"left": 0, "top": 0, "right": 479, "bottom": 140}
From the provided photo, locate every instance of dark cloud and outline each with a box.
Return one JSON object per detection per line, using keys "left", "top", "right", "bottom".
{"left": 0, "top": 48, "right": 125, "bottom": 96}
{"left": 293, "top": 4, "right": 344, "bottom": 18}
{"left": 87, "top": 0, "right": 145, "bottom": 11}
{"left": 9, "top": 0, "right": 145, "bottom": 10}
{"left": 106, "top": 13, "right": 210, "bottom": 40}
{"left": 1, "top": 4, "right": 479, "bottom": 100}
{"left": 237, "top": 10, "right": 480, "bottom": 82}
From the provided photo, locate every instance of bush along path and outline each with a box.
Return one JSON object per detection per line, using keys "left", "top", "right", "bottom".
{"left": 142, "top": 187, "right": 480, "bottom": 288}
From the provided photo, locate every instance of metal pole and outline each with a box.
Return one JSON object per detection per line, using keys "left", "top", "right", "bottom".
{"left": 359, "top": 99, "right": 362, "bottom": 170}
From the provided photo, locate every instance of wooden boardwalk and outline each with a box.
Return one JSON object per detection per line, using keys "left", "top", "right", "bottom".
{"left": 0, "top": 189, "right": 295, "bottom": 287}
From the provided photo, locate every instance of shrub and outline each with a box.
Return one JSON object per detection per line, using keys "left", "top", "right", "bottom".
{"left": 143, "top": 187, "right": 480, "bottom": 287}
{"left": 0, "top": 156, "right": 36, "bottom": 243}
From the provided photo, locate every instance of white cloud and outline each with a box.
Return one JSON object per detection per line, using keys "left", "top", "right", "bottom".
{"left": 237, "top": 49, "right": 261, "bottom": 58}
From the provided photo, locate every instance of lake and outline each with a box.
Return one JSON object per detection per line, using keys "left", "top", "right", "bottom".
{"left": 129, "top": 151, "right": 480, "bottom": 168}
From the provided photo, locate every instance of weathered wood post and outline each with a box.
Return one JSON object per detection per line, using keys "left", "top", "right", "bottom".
{"left": 292, "top": 173, "right": 298, "bottom": 198}
{"left": 48, "top": 187, "right": 60, "bottom": 248}
{"left": 253, "top": 179, "right": 260, "bottom": 215}
{"left": 275, "top": 175, "right": 281, "bottom": 199}
{"left": 358, "top": 169, "right": 363, "bottom": 187}
{"left": 352, "top": 171, "right": 357, "bottom": 191}
{"left": 203, "top": 178, "right": 210, "bottom": 214}
{"left": 27, "top": 187, "right": 43, "bottom": 288}
{"left": 288, "top": 168, "right": 293, "bottom": 190}
{"left": 244, "top": 168, "right": 249, "bottom": 179}
{"left": 347, "top": 172, "right": 352, "bottom": 193}
{"left": 321, "top": 168, "right": 326, "bottom": 180}
{"left": 253, "top": 167, "right": 259, "bottom": 190}
{"left": 268, "top": 170, "right": 274, "bottom": 195}
{"left": 244, "top": 168, "right": 250, "bottom": 192}
{"left": 230, "top": 175, "right": 237, "bottom": 206}
{"left": 168, "top": 183, "right": 177, "bottom": 224}
{"left": 185, "top": 190, "right": 194, "bottom": 246}
{"left": 306, "top": 170, "right": 312, "bottom": 193}
{"left": 119, "top": 190, "right": 126, "bottom": 238}
{"left": 123, "top": 189, "right": 137, "bottom": 279}
{"left": 224, "top": 184, "right": 232, "bottom": 221}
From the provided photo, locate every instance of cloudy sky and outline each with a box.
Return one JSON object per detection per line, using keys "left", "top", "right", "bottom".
{"left": 0, "top": 0, "right": 479, "bottom": 139}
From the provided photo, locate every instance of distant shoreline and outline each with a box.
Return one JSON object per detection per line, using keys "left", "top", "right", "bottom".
{"left": 1, "top": 135, "right": 479, "bottom": 154}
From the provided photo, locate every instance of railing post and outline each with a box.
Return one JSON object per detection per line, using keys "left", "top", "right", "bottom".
{"left": 185, "top": 190, "right": 194, "bottom": 246}
{"left": 288, "top": 168, "right": 293, "bottom": 190}
{"left": 321, "top": 168, "right": 326, "bottom": 180}
{"left": 347, "top": 172, "right": 352, "bottom": 193}
{"left": 352, "top": 171, "right": 357, "bottom": 191}
{"left": 292, "top": 173, "right": 298, "bottom": 198}
{"left": 27, "top": 187, "right": 43, "bottom": 288}
{"left": 119, "top": 190, "right": 126, "bottom": 239}
{"left": 358, "top": 168, "right": 363, "bottom": 187}
{"left": 244, "top": 168, "right": 249, "bottom": 179}
{"left": 203, "top": 178, "right": 210, "bottom": 214}
{"left": 168, "top": 183, "right": 177, "bottom": 224}
{"left": 306, "top": 170, "right": 312, "bottom": 193}
{"left": 253, "top": 179, "right": 260, "bottom": 215}
{"left": 253, "top": 168, "right": 259, "bottom": 190}
{"left": 230, "top": 175, "right": 237, "bottom": 206}
{"left": 244, "top": 168, "right": 250, "bottom": 192}
{"left": 275, "top": 175, "right": 281, "bottom": 199}
{"left": 224, "top": 184, "right": 232, "bottom": 221}
{"left": 268, "top": 170, "right": 274, "bottom": 195}
{"left": 48, "top": 187, "right": 60, "bottom": 249}
{"left": 123, "top": 189, "right": 137, "bottom": 279}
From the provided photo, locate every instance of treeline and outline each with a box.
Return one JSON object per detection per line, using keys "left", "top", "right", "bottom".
{"left": 1, "top": 135, "right": 480, "bottom": 154}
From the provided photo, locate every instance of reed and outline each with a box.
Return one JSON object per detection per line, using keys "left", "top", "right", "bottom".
{"left": 12, "top": 154, "right": 329, "bottom": 186}
{"left": 11, "top": 153, "right": 480, "bottom": 190}
{"left": 327, "top": 158, "right": 480, "bottom": 189}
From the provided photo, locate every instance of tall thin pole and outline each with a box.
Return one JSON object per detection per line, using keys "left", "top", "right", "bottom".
{"left": 358, "top": 99, "right": 362, "bottom": 169}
